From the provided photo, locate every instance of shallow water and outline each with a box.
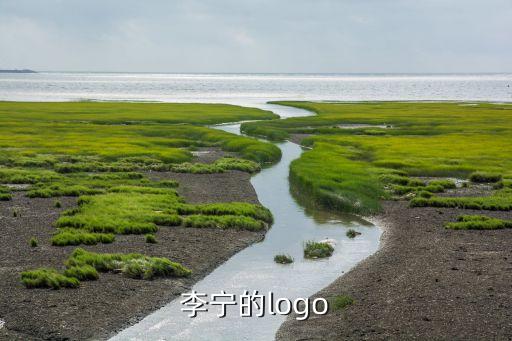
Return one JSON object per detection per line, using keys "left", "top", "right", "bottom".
{"left": 111, "top": 104, "right": 382, "bottom": 340}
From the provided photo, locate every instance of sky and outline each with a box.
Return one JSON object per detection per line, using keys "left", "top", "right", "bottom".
{"left": 0, "top": 0, "right": 511, "bottom": 73}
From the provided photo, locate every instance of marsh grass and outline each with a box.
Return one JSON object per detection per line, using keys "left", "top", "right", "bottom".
{"left": 21, "top": 269, "right": 79, "bottom": 289}
{"left": 304, "top": 241, "right": 334, "bottom": 259}
{"left": 411, "top": 189, "right": 512, "bottom": 211}
{"left": 445, "top": 215, "right": 512, "bottom": 230}
{"left": 244, "top": 102, "right": 512, "bottom": 213}
{"left": 145, "top": 234, "right": 157, "bottom": 243}
{"left": 346, "top": 229, "right": 361, "bottom": 238}
{"left": 29, "top": 237, "right": 38, "bottom": 247}
{"left": 183, "top": 214, "right": 265, "bottom": 231}
{"left": 331, "top": 295, "right": 354, "bottom": 311}
{"left": 66, "top": 248, "right": 192, "bottom": 279}
{"left": 469, "top": 172, "right": 502, "bottom": 183}
{"left": 51, "top": 229, "right": 115, "bottom": 246}
{"left": 274, "top": 254, "right": 294, "bottom": 264}
{"left": 170, "top": 157, "right": 261, "bottom": 174}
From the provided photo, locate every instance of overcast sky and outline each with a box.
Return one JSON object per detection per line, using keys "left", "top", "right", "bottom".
{"left": 0, "top": 0, "right": 511, "bottom": 73}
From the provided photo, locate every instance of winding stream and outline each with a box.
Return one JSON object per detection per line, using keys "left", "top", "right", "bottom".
{"left": 111, "top": 104, "right": 382, "bottom": 341}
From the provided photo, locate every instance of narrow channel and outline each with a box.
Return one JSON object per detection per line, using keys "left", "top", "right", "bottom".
{"left": 111, "top": 104, "right": 382, "bottom": 341}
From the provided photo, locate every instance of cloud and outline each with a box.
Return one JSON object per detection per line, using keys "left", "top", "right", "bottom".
{"left": 0, "top": 0, "right": 510, "bottom": 72}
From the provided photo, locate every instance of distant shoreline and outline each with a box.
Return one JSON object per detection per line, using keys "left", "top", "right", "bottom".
{"left": 0, "top": 69, "right": 36, "bottom": 74}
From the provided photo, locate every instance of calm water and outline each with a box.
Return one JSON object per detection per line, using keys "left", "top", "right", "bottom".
{"left": 1, "top": 73, "right": 511, "bottom": 106}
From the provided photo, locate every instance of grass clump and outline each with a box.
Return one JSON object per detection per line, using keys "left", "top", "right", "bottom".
{"left": 170, "top": 157, "right": 261, "bottom": 174}
{"left": 183, "top": 214, "right": 265, "bottom": 231}
{"left": 63, "top": 265, "right": 99, "bottom": 281}
{"left": 274, "top": 254, "right": 294, "bottom": 264}
{"left": 152, "top": 214, "right": 182, "bottom": 226}
{"left": 21, "top": 268, "right": 79, "bottom": 289}
{"left": 51, "top": 229, "right": 115, "bottom": 246}
{"left": 54, "top": 200, "right": 62, "bottom": 208}
{"left": 176, "top": 202, "right": 273, "bottom": 223}
{"left": 469, "top": 172, "right": 502, "bottom": 183}
{"left": 0, "top": 192, "right": 11, "bottom": 201}
{"left": 346, "top": 229, "right": 361, "bottom": 238}
{"left": 66, "top": 248, "right": 191, "bottom": 279}
{"left": 331, "top": 295, "right": 354, "bottom": 311}
{"left": 145, "top": 234, "right": 157, "bottom": 243}
{"left": 304, "top": 241, "right": 334, "bottom": 259}
{"left": 29, "top": 237, "right": 38, "bottom": 247}
{"left": 411, "top": 189, "right": 512, "bottom": 211}
{"left": 445, "top": 215, "right": 512, "bottom": 230}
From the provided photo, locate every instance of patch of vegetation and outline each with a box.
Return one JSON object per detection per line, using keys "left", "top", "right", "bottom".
{"left": 54, "top": 200, "right": 62, "bottom": 208}
{"left": 51, "top": 229, "right": 115, "bottom": 246}
{"left": 176, "top": 202, "right": 273, "bottom": 223}
{"left": 183, "top": 214, "right": 265, "bottom": 231}
{"left": 63, "top": 265, "right": 99, "bottom": 281}
{"left": 21, "top": 268, "right": 79, "bottom": 289}
{"left": 243, "top": 102, "right": 512, "bottom": 214}
{"left": 445, "top": 215, "right": 512, "bottom": 230}
{"left": 303, "top": 241, "right": 334, "bottom": 259}
{"left": 331, "top": 295, "right": 354, "bottom": 311}
{"left": 170, "top": 157, "right": 261, "bottom": 174}
{"left": 274, "top": 254, "right": 294, "bottom": 264}
{"left": 411, "top": 189, "right": 512, "bottom": 211}
{"left": 469, "top": 172, "right": 502, "bottom": 183}
{"left": 66, "top": 248, "right": 191, "bottom": 279}
{"left": 29, "top": 237, "right": 38, "bottom": 247}
{"left": 145, "top": 234, "right": 157, "bottom": 243}
{"left": 346, "top": 229, "right": 361, "bottom": 238}
{"left": 0, "top": 192, "right": 11, "bottom": 201}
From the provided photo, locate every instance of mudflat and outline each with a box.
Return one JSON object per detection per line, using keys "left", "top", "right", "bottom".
{"left": 0, "top": 170, "right": 264, "bottom": 340}
{"left": 277, "top": 199, "right": 512, "bottom": 340}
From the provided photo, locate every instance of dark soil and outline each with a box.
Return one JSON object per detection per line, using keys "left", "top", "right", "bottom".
{"left": 0, "top": 169, "right": 263, "bottom": 340}
{"left": 277, "top": 199, "right": 512, "bottom": 340}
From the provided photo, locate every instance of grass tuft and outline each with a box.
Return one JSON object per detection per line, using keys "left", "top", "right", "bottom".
{"left": 469, "top": 172, "right": 502, "bottom": 183}
{"left": 346, "top": 229, "right": 361, "bottom": 238}
{"left": 304, "top": 241, "right": 334, "bottom": 259}
{"left": 29, "top": 237, "right": 38, "bottom": 247}
{"left": 145, "top": 234, "right": 157, "bottom": 243}
{"left": 331, "top": 295, "right": 354, "bottom": 311}
{"left": 274, "top": 254, "right": 294, "bottom": 264}
{"left": 21, "top": 268, "right": 79, "bottom": 289}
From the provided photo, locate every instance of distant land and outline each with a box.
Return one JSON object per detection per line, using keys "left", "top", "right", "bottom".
{"left": 0, "top": 69, "right": 36, "bottom": 73}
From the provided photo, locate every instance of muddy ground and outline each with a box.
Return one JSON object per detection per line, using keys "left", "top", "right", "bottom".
{"left": 0, "top": 160, "right": 264, "bottom": 340}
{"left": 277, "top": 199, "right": 512, "bottom": 340}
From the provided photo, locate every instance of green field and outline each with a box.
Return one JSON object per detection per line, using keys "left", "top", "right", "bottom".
{"left": 242, "top": 101, "right": 512, "bottom": 214}
{"left": 0, "top": 101, "right": 279, "bottom": 287}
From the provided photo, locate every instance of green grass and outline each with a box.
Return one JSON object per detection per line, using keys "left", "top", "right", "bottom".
{"left": 274, "top": 254, "right": 294, "bottom": 264}
{"left": 51, "top": 229, "right": 115, "bottom": 246}
{"left": 21, "top": 248, "right": 191, "bottom": 289}
{"left": 183, "top": 214, "right": 265, "bottom": 231}
{"left": 170, "top": 157, "right": 261, "bottom": 174}
{"left": 63, "top": 265, "right": 99, "bottom": 281}
{"left": 411, "top": 189, "right": 512, "bottom": 211}
{"left": 145, "top": 234, "right": 157, "bottom": 244}
{"left": 176, "top": 202, "right": 273, "bottom": 223}
{"left": 29, "top": 237, "right": 38, "bottom": 247}
{"left": 445, "top": 215, "right": 512, "bottom": 230}
{"left": 21, "top": 268, "right": 80, "bottom": 289}
{"left": 469, "top": 172, "right": 502, "bottom": 183}
{"left": 303, "top": 241, "right": 334, "bottom": 259}
{"left": 330, "top": 295, "right": 354, "bottom": 311}
{"left": 66, "top": 248, "right": 191, "bottom": 279}
{"left": 243, "top": 102, "right": 512, "bottom": 214}
{"left": 346, "top": 229, "right": 361, "bottom": 238}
